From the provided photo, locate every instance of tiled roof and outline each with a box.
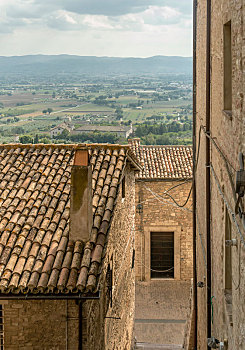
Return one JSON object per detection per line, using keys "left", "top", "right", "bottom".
{"left": 50, "top": 123, "right": 71, "bottom": 132}
{"left": 129, "top": 138, "right": 193, "bottom": 179}
{"left": 0, "top": 144, "right": 139, "bottom": 295}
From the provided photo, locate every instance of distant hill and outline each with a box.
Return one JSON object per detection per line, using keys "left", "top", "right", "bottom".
{"left": 0, "top": 55, "right": 192, "bottom": 76}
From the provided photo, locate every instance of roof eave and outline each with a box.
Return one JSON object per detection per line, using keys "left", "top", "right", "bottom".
{"left": 0, "top": 291, "right": 100, "bottom": 300}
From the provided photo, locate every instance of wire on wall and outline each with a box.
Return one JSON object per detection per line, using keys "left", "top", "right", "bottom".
{"left": 209, "top": 163, "right": 245, "bottom": 247}
{"left": 141, "top": 183, "right": 193, "bottom": 211}
{"left": 196, "top": 210, "right": 208, "bottom": 270}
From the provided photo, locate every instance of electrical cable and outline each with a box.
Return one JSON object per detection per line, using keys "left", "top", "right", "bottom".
{"left": 200, "top": 125, "right": 236, "bottom": 173}
{"left": 164, "top": 178, "right": 192, "bottom": 194}
{"left": 209, "top": 163, "right": 245, "bottom": 247}
{"left": 163, "top": 186, "right": 193, "bottom": 208}
{"left": 196, "top": 210, "right": 208, "bottom": 270}
{"left": 136, "top": 195, "right": 192, "bottom": 213}
{"left": 201, "top": 125, "right": 236, "bottom": 202}
{"left": 232, "top": 240, "right": 241, "bottom": 291}
{"left": 139, "top": 262, "right": 174, "bottom": 274}
{"left": 141, "top": 185, "right": 192, "bottom": 212}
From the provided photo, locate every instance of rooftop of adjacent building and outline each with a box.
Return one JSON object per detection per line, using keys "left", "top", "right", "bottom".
{"left": 128, "top": 138, "right": 193, "bottom": 179}
{"left": 0, "top": 143, "right": 140, "bottom": 296}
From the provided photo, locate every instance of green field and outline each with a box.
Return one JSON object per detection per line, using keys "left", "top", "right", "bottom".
{"left": 0, "top": 74, "right": 192, "bottom": 145}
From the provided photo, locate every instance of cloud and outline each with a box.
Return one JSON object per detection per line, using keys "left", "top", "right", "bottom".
{"left": 33, "top": 0, "right": 192, "bottom": 17}
{"left": 46, "top": 10, "right": 81, "bottom": 31}
{"left": 0, "top": 0, "right": 193, "bottom": 56}
{"left": 83, "top": 15, "right": 114, "bottom": 30}
{"left": 0, "top": 0, "right": 192, "bottom": 33}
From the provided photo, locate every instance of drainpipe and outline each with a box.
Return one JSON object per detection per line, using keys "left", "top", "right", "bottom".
{"left": 193, "top": 0, "right": 197, "bottom": 348}
{"left": 206, "top": 0, "right": 212, "bottom": 347}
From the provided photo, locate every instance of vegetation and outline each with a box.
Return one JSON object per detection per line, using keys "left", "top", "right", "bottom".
{"left": 0, "top": 73, "right": 192, "bottom": 145}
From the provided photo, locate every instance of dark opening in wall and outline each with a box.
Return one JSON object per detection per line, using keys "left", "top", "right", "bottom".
{"left": 224, "top": 20, "right": 232, "bottom": 113}
{"left": 122, "top": 176, "right": 126, "bottom": 199}
{"left": 151, "top": 232, "right": 174, "bottom": 278}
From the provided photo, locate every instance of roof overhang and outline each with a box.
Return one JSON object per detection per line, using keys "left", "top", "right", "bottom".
{"left": 0, "top": 291, "right": 100, "bottom": 300}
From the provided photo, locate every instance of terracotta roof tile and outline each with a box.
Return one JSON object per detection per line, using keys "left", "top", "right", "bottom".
{"left": 0, "top": 144, "right": 140, "bottom": 295}
{"left": 129, "top": 138, "right": 193, "bottom": 179}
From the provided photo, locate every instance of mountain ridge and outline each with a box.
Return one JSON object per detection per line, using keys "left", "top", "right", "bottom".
{"left": 0, "top": 54, "right": 192, "bottom": 75}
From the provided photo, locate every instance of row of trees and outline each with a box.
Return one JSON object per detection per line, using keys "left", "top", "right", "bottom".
{"left": 54, "top": 131, "right": 120, "bottom": 144}
{"left": 19, "top": 134, "right": 51, "bottom": 144}
{"left": 141, "top": 132, "right": 192, "bottom": 146}
{"left": 135, "top": 121, "right": 192, "bottom": 137}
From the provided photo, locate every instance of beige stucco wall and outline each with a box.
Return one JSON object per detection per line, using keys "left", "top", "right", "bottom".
{"left": 135, "top": 180, "right": 193, "bottom": 282}
{"left": 196, "top": 0, "right": 245, "bottom": 349}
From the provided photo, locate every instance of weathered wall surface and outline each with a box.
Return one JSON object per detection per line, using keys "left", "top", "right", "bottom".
{"left": 3, "top": 299, "right": 79, "bottom": 350}
{"left": 195, "top": 1, "right": 208, "bottom": 348}
{"left": 135, "top": 180, "right": 193, "bottom": 282}
{"left": 196, "top": 0, "right": 245, "bottom": 349}
{"left": 183, "top": 280, "right": 195, "bottom": 350}
{"left": 85, "top": 164, "right": 136, "bottom": 350}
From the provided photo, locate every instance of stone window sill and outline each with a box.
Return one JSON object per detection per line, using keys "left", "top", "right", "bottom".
{"left": 222, "top": 110, "right": 232, "bottom": 121}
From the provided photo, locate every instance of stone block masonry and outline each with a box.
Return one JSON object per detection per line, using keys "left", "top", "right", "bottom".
{"left": 3, "top": 300, "right": 79, "bottom": 350}
{"left": 135, "top": 180, "right": 193, "bottom": 282}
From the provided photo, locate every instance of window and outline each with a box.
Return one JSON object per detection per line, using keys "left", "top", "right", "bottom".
{"left": 224, "top": 20, "right": 232, "bottom": 112}
{"left": 0, "top": 305, "right": 4, "bottom": 350}
{"left": 151, "top": 232, "right": 174, "bottom": 278}
{"left": 121, "top": 176, "right": 126, "bottom": 200}
{"left": 106, "top": 256, "right": 113, "bottom": 310}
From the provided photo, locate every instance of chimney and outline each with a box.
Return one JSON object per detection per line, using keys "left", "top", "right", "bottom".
{"left": 70, "top": 149, "right": 92, "bottom": 242}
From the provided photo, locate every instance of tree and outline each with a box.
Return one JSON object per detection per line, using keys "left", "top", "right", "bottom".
{"left": 60, "top": 129, "right": 69, "bottom": 139}
{"left": 20, "top": 135, "right": 33, "bottom": 144}
{"left": 34, "top": 134, "right": 39, "bottom": 143}
{"left": 11, "top": 126, "right": 24, "bottom": 134}
{"left": 47, "top": 108, "right": 53, "bottom": 114}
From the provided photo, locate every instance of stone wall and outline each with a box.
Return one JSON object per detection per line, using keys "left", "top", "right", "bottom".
{"left": 196, "top": 0, "right": 245, "bottom": 349}
{"left": 84, "top": 163, "right": 136, "bottom": 350}
{"left": 183, "top": 279, "right": 195, "bottom": 350}
{"left": 3, "top": 299, "right": 79, "bottom": 350}
{"left": 135, "top": 180, "right": 193, "bottom": 282}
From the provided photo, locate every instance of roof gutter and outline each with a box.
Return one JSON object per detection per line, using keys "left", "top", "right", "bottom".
{"left": 0, "top": 291, "right": 100, "bottom": 300}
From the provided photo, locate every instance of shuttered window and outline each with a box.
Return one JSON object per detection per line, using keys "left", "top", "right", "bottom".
{"left": 151, "top": 232, "right": 174, "bottom": 278}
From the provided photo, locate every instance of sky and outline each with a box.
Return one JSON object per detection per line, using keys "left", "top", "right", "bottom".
{"left": 0, "top": 0, "right": 193, "bottom": 58}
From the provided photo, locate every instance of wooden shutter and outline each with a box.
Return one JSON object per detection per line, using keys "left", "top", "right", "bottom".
{"left": 151, "top": 232, "right": 174, "bottom": 278}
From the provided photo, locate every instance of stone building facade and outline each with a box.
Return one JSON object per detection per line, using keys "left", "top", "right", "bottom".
{"left": 195, "top": 1, "right": 245, "bottom": 349}
{"left": 129, "top": 139, "right": 194, "bottom": 346}
{"left": 0, "top": 144, "right": 140, "bottom": 349}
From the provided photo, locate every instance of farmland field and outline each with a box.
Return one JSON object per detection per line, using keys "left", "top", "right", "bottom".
{"left": 0, "top": 73, "right": 192, "bottom": 145}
